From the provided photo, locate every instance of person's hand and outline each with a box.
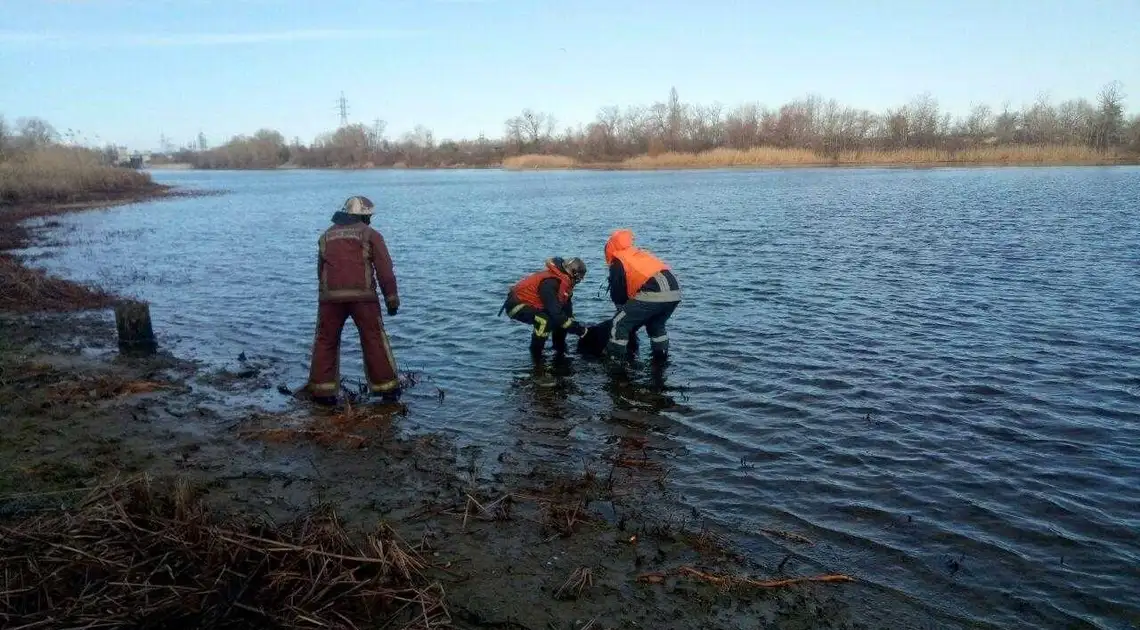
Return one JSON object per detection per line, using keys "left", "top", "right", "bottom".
{"left": 386, "top": 296, "right": 400, "bottom": 316}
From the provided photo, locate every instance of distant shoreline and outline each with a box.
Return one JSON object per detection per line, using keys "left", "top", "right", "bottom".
{"left": 152, "top": 146, "right": 1139, "bottom": 173}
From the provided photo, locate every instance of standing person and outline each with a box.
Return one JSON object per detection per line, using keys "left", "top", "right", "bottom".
{"left": 500, "top": 257, "right": 588, "bottom": 356}
{"left": 307, "top": 196, "right": 402, "bottom": 404}
{"left": 604, "top": 229, "right": 681, "bottom": 362}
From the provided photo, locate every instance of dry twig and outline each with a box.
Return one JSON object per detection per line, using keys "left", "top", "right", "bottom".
{"left": 636, "top": 565, "right": 853, "bottom": 590}
{"left": 0, "top": 476, "right": 449, "bottom": 629}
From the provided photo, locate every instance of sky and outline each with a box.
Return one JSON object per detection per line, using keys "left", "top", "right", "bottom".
{"left": 1, "top": 0, "right": 1138, "bottom": 151}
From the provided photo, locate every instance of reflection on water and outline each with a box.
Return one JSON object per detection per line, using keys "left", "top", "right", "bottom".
{"left": 27, "top": 166, "right": 1140, "bottom": 629}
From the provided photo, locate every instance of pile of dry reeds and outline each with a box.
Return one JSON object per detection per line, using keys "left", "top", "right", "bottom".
{"left": 0, "top": 477, "right": 449, "bottom": 629}
{"left": 0, "top": 254, "right": 117, "bottom": 312}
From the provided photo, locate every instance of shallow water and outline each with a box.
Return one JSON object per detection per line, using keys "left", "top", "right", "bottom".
{"left": 29, "top": 166, "right": 1140, "bottom": 629}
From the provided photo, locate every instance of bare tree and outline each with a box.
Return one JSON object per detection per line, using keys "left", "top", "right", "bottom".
{"left": 16, "top": 117, "right": 58, "bottom": 148}
{"left": 1056, "top": 98, "right": 1096, "bottom": 145}
{"left": 961, "top": 103, "right": 994, "bottom": 142}
{"left": 0, "top": 115, "right": 8, "bottom": 159}
{"left": 993, "top": 102, "right": 1019, "bottom": 144}
{"left": 667, "top": 87, "right": 683, "bottom": 151}
{"left": 1094, "top": 81, "right": 1125, "bottom": 149}
{"left": 1126, "top": 114, "right": 1140, "bottom": 152}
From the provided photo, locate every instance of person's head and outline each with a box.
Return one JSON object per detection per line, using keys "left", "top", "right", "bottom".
{"left": 342, "top": 195, "right": 374, "bottom": 224}
{"left": 604, "top": 228, "right": 635, "bottom": 265}
{"left": 549, "top": 257, "right": 587, "bottom": 286}
{"left": 562, "top": 257, "right": 587, "bottom": 285}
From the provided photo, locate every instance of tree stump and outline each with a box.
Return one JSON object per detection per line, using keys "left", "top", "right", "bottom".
{"left": 114, "top": 301, "right": 157, "bottom": 356}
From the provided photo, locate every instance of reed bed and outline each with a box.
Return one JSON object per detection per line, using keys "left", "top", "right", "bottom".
{"left": 501, "top": 154, "right": 580, "bottom": 170}
{"left": 623, "top": 147, "right": 820, "bottom": 168}
{"left": 0, "top": 146, "right": 154, "bottom": 205}
{"left": 516, "top": 144, "right": 1120, "bottom": 169}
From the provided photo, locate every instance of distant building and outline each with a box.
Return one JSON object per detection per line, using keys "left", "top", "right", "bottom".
{"left": 112, "top": 146, "right": 149, "bottom": 169}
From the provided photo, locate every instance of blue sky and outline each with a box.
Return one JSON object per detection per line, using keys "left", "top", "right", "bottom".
{"left": 1, "top": 0, "right": 1137, "bottom": 150}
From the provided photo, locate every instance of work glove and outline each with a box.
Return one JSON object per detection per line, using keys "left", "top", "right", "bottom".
{"left": 386, "top": 296, "right": 400, "bottom": 317}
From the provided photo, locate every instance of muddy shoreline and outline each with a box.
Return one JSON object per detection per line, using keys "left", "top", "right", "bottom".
{"left": 0, "top": 194, "right": 960, "bottom": 628}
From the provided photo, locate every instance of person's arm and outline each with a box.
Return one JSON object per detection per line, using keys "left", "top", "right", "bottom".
{"left": 538, "top": 278, "right": 568, "bottom": 327}
{"left": 369, "top": 229, "right": 400, "bottom": 314}
{"left": 609, "top": 260, "right": 628, "bottom": 306}
{"left": 317, "top": 235, "right": 325, "bottom": 281}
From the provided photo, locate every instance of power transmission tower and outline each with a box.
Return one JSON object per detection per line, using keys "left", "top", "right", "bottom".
{"left": 371, "top": 118, "right": 384, "bottom": 149}
{"left": 336, "top": 92, "right": 349, "bottom": 127}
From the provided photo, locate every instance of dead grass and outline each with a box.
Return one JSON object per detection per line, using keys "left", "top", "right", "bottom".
{"left": 0, "top": 476, "right": 449, "bottom": 628}
{"left": 600, "top": 145, "right": 1122, "bottom": 169}
{"left": 0, "top": 254, "right": 117, "bottom": 312}
{"left": 501, "top": 154, "right": 580, "bottom": 170}
{"left": 624, "top": 147, "right": 820, "bottom": 168}
{"left": 0, "top": 146, "right": 155, "bottom": 205}
{"left": 239, "top": 402, "right": 402, "bottom": 450}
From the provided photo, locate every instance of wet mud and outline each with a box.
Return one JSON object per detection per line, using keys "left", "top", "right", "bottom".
{"left": 0, "top": 311, "right": 896, "bottom": 629}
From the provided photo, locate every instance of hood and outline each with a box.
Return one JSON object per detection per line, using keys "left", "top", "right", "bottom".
{"left": 331, "top": 211, "right": 366, "bottom": 225}
{"left": 545, "top": 257, "right": 568, "bottom": 276}
{"left": 604, "top": 229, "right": 635, "bottom": 265}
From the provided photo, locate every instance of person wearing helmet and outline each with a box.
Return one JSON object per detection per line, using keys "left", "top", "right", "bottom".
{"left": 604, "top": 229, "right": 681, "bottom": 362}
{"left": 500, "top": 257, "right": 589, "bottom": 356}
{"left": 306, "top": 195, "right": 402, "bottom": 404}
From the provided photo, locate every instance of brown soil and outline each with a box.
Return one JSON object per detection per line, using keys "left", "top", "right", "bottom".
{"left": 0, "top": 194, "right": 965, "bottom": 629}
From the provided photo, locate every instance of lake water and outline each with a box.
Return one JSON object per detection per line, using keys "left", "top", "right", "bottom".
{"left": 29, "top": 166, "right": 1140, "bottom": 629}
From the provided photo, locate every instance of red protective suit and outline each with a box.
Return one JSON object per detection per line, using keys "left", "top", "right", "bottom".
{"left": 307, "top": 214, "right": 400, "bottom": 398}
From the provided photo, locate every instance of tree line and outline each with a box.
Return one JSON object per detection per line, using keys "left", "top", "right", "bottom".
{"left": 117, "top": 82, "right": 1140, "bottom": 168}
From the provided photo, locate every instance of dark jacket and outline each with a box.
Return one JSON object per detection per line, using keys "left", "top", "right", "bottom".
{"left": 609, "top": 260, "right": 680, "bottom": 306}
{"left": 538, "top": 277, "right": 573, "bottom": 328}
{"left": 317, "top": 212, "right": 398, "bottom": 306}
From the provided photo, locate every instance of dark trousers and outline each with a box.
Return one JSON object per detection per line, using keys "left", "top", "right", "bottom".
{"left": 507, "top": 303, "right": 573, "bottom": 355}
{"left": 307, "top": 300, "right": 399, "bottom": 397}
{"left": 608, "top": 299, "right": 679, "bottom": 360}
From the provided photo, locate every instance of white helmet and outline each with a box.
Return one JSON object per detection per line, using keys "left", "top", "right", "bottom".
{"left": 342, "top": 195, "right": 375, "bottom": 216}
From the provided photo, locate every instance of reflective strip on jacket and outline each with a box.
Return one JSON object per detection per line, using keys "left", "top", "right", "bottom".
{"left": 317, "top": 222, "right": 398, "bottom": 304}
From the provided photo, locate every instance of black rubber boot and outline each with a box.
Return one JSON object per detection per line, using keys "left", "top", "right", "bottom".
{"left": 551, "top": 329, "right": 569, "bottom": 355}
{"left": 529, "top": 334, "right": 546, "bottom": 358}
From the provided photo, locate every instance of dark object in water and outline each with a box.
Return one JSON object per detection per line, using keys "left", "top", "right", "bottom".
{"left": 114, "top": 300, "right": 157, "bottom": 356}
{"left": 575, "top": 318, "right": 639, "bottom": 358}
{"left": 277, "top": 383, "right": 293, "bottom": 396}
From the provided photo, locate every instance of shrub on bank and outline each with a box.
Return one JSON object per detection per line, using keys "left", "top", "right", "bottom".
{"left": 0, "top": 146, "right": 154, "bottom": 205}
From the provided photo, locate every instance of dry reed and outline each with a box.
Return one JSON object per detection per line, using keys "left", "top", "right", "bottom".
{"left": 501, "top": 154, "right": 580, "bottom": 170}
{"left": 0, "top": 476, "right": 449, "bottom": 629}
{"left": 613, "top": 144, "right": 1118, "bottom": 169}
{"left": 0, "top": 146, "right": 155, "bottom": 205}
{"left": 624, "top": 147, "right": 820, "bottom": 168}
{"left": 0, "top": 254, "right": 117, "bottom": 312}
{"left": 636, "top": 565, "right": 853, "bottom": 590}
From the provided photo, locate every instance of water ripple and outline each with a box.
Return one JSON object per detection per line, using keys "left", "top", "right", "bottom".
{"left": 28, "top": 166, "right": 1140, "bottom": 629}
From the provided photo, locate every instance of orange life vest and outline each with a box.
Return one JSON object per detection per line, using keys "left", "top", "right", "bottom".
{"left": 613, "top": 248, "right": 669, "bottom": 298}
{"left": 512, "top": 261, "right": 573, "bottom": 309}
{"left": 606, "top": 229, "right": 669, "bottom": 299}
